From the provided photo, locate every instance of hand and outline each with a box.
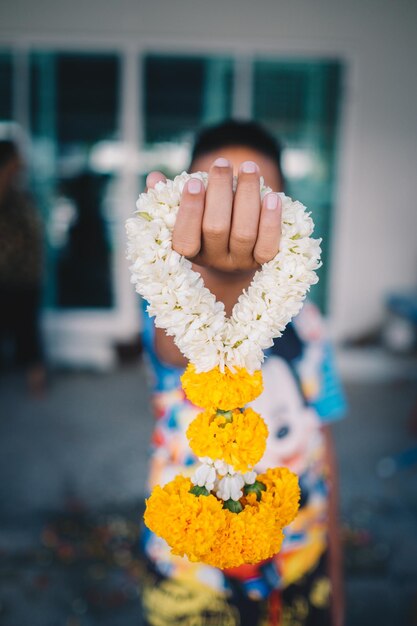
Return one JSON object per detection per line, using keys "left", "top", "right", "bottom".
{"left": 146, "top": 158, "right": 282, "bottom": 274}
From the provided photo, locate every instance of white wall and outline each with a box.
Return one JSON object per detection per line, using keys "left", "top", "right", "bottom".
{"left": 1, "top": 0, "right": 416, "bottom": 341}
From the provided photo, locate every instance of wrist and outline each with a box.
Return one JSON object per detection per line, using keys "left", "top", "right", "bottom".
{"left": 194, "top": 263, "right": 256, "bottom": 283}
{"left": 194, "top": 264, "right": 256, "bottom": 316}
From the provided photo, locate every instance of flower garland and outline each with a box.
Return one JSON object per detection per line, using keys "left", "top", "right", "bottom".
{"left": 126, "top": 171, "right": 321, "bottom": 374}
{"left": 126, "top": 171, "right": 321, "bottom": 569}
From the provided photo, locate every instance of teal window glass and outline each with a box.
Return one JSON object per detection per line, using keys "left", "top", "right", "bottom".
{"left": 144, "top": 55, "right": 233, "bottom": 176}
{"left": 0, "top": 50, "right": 13, "bottom": 121}
{"left": 30, "top": 52, "right": 121, "bottom": 310}
{"left": 253, "top": 60, "right": 344, "bottom": 312}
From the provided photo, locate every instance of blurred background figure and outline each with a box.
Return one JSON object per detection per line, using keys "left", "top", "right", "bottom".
{"left": 0, "top": 139, "right": 46, "bottom": 394}
{"left": 57, "top": 172, "right": 112, "bottom": 309}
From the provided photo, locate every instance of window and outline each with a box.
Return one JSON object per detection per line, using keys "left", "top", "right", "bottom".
{"left": 143, "top": 55, "right": 233, "bottom": 177}
{"left": 143, "top": 55, "right": 343, "bottom": 311}
{"left": 0, "top": 51, "right": 13, "bottom": 122}
{"left": 30, "top": 52, "right": 121, "bottom": 309}
{"left": 4, "top": 49, "right": 343, "bottom": 315}
{"left": 253, "top": 60, "right": 344, "bottom": 311}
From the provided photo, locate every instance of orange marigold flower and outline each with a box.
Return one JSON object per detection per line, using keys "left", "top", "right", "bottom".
{"left": 181, "top": 364, "right": 263, "bottom": 410}
{"left": 186, "top": 408, "right": 268, "bottom": 472}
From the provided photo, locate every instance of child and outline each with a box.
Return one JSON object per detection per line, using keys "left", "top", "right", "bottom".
{"left": 139, "top": 121, "right": 346, "bottom": 626}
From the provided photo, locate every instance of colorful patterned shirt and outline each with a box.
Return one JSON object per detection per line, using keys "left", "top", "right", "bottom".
{"left": 141, "top": 300, "right": 346, "bottom": 598}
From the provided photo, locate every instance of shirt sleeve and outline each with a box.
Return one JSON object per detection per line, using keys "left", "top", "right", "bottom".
{"left": 309, "top": 341, "right": 347, "bottom": 422}
{"left": 292, "top": 301, "right": 347, "bottom": 423}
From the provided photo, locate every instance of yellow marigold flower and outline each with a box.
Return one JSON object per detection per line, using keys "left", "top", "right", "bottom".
{"left": 204, "top": 501, "right": 285, "bottom": 569}
{"left": 143, "top": 467, "right": 300, "bottom": 569}
{"left": 257, "top": 467, "right": 301, "bottom": 527}
{"left": 186, "top": 408, "right": 268, "bottom": 472}
{"left": 144, "top": 476, "right": 227, "bottom": 562}
{"left": 181, "top": 364, "right": 263, "bottom": 410}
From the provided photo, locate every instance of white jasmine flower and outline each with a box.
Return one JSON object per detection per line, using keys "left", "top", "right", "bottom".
{"left": 213, "top": 459, "right": 229, "bottom": 475}
{"left": 192, "top": 461, "right": 216, "bottom": 492}
{"left": 216, "top": 473, "right": 245, "bottom": 502}
{"left": 243, "top": 471, "right": 257, "bottom": 485}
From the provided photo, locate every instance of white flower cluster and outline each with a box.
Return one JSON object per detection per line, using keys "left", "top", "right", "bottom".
{"left": 192, "top": 457, "right": 257, "bottom": 501}
{"left": 126, "top": 171, "right": 321, "bottom": 373}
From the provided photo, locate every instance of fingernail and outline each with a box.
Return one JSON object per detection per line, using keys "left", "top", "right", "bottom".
{"left": 213, "top": 157, "right": 230, "bottom": 167}
{"left": 188, "top": 178, "right": 202, "bottom": 194}
{"left": 241, "top": 161, "right": 258, "bottom": 174}
{"left": 265, "top": 193, "right": 278, "bottom": 210}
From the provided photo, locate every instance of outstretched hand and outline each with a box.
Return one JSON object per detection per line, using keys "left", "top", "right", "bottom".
{"left": 146, "top": 158, "right": 282, "bottom": 274}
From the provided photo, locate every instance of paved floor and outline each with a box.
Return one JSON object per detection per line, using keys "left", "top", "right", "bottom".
{"left": 0, "top": 366, "right": 153, "bottom": 516}
{"left": 1, "top": 362, "right": 417, "bottom": 625}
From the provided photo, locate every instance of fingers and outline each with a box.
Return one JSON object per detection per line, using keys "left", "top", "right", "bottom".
{"left": 229, "top": 161, "right": 262, "bottom": 264}
{"left": 201, "top": 158, "right": 234, "bottom": 259}
{"left": 172, "top": 177, "right": 205, "bottom": 257}
{"left": 253, "top": 192, "right": 282, "bottom": 264}
{"left": 150, "top": 163, "right": 280, "bottom": 269}
{"left": 145, "top": 171, "right": 166, "bottom": 190}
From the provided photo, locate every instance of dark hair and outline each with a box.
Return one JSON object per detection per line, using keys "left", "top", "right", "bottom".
{"left": 190, "top": 119, "right": 283, "bottom": 179}
{"left": 0, "top": 140, "right": 19, "bottom": 169}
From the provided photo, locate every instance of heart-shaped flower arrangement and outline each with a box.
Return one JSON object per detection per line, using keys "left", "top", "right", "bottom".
{"left": 126, "top": 171, "right": 321, "bottom": 569}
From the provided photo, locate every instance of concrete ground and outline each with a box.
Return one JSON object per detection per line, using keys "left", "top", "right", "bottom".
{"left": 0, "top": 361, "right": 417, "bottom": 626}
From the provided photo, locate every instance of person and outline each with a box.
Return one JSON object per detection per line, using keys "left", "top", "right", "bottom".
{"left": 139, "top": 120, "right": 347, "bottom": 626}
{"left": 0, "top": 139, "right": 46, "bottom": 394}
{"left": 57, "top": 172, "right": 112, "bottom": 308}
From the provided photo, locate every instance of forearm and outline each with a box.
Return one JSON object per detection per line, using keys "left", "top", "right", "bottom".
{"left": 197, "top": 265, "right": 256, "bottom": 316}
{"left": 154, "top": 265, "right": 256, "bottom": 366}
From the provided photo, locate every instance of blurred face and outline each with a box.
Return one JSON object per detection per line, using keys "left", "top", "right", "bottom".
{"left": 190, "top": 145, "right": 283, "bottom": 191}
